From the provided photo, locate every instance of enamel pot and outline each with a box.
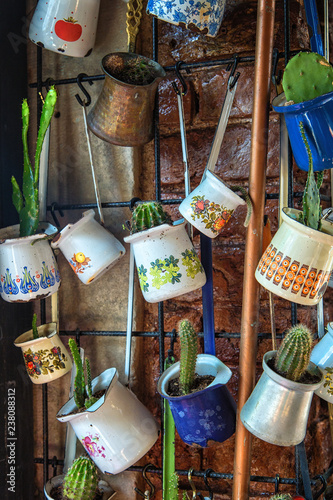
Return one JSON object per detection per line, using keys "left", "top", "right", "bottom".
{"left": 255, "top": 208, "right": 333, "bottom": 305}
{"left": 157, "top": 354, "right": 236, "bottom": 447}
{"left": 310, "top": 322, "right": 333, "bottom": 403}
{"left": 14, "top": 322, "right": 72, "bottom": 384}
{"left": 44, "top": 474, "right": 116, "bottom": 500}
{"left": 123, "top": 221, "right": 206, "bottom": 303}
{"left": 57, "top": 368, "right": 160, "bottom": 474}
{"left": 179, "top": 170, "right": 246, "bottom": 238}
{"left": 272, "top": 91, "right": 333, "bottom": 171}
{"left": 29, "top": 0, "right": 101, "bottom": 57}
{"left": 240, "top": 351, "right": 323, "bottom": 446}
{"left": 146, "top": 0, "right": 227, "bottom": 37}
{"left": 0, "top": 222, "right": 60, "bottom": 303}
{"left": 87, "top": 52, "right": 166, "bottom": 146}
{"left": 51, "top": 210, "right": 125, "bottom": 284}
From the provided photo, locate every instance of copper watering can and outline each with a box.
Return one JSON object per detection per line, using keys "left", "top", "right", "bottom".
{"left": 87, "top": 52, "right": 166, "bottom": 146}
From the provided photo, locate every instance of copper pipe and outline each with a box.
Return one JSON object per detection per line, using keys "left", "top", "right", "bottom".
{"left": 232, "top": 0, "right": 276, "bottom": 498}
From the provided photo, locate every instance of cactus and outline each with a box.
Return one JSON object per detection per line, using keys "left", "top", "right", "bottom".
{"left": 282, "top": 51, "right": 333, "bottom": 104}
{"left": 300, "top": 122, "right": 322, "bottom": 230}
{"left": 274, "top": 324, "right": 313, "bottom": 382}
{"left": 62, "top": 456, "right": 99, "bottom": 500}
{"left": 128, "top": 201, "right": 172, "bottom": 234}
{"left": 68, "top": 339, "right": 98, "bottom": 410}
{"left": 270, "top": 495, "right": 293, "bottom": 500}
{"left": 32, "top": 313, "right": 39, "bottom": 340}
{"left": 179, "top": 319, "right": 198, "bottom": 395}
{"left": 11, "top": 86, "right": 57, "bottom": 237}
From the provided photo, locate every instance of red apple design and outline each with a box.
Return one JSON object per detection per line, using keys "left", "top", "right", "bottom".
{"left": 54, "top": 17, "right": 82, "bottom": 42}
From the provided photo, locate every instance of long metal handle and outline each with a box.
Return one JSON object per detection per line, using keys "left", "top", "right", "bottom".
{"left": 124, "top": 245, "right": 135, "bottom": 385}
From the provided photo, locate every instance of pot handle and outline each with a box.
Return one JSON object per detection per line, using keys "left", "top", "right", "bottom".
{"left": 212, "top": 363, "right": 232, "bottom": 386}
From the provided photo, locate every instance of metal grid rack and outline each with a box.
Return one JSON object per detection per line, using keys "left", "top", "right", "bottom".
{"left": 31, "top": 3, "right": 333, "bottom": 498}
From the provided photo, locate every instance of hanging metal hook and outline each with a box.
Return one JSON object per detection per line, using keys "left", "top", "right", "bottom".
{"left": 134, "top": 464, "right": 156, "bottom": 499}
{"left": 203, "top": 469, "right": 214, "bottom": 499}
{"left": 75, "top": 73, "right": 93, "bottom": 107}
{"left": 227, "top": 54, "right": 240, "bottom": 89}
{"left": 274, "top": 473, "right": 280, "bottom": 493}
{"left": 167, "top": 328, "right": 177, "bottom": 364}
{"left": 172, "top": 61, "right": 189, "bottom": 96}
{"left": 187, "top": 468, "right": 205, "bottom": 499}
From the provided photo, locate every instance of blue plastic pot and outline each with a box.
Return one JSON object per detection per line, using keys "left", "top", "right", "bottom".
{"left": 157, "top": 354, "right": 236, "bottom": 447}
{"left": 272, "top": 91, "right": 333, "bottom": 171}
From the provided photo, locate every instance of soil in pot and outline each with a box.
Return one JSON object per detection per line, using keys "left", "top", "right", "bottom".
{"left": 267, "top": 357, "right": 322, "bottom": 384}
{"left": 167, "top": 374, "right": 215, "bottom": 397}
{"left": 103, "top": 54, "right": 158, "bottom": 85}
{"left": 50, "top": 484, "right": 104, "bottom": 500}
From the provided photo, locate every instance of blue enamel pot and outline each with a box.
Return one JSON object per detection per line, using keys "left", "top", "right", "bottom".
{"left": 272, "top": 91, "right": 333, "bottom": 172}
{"left": 157, "top": 354, "right": 236, "bottom": 447}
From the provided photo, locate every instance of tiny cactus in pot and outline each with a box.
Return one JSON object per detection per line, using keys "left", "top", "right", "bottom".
{"left": 274, "top": 324, "right": 313, "bottom": 382}
{"left": 269, "top": 494, "right": 293, "bottom": 500}
{"left": 282, "top": 51, "right": 333, "bottom": 104}
{"left": 126, "top": 200, "right": 172, "bottom": 234}
{"left": 68, "top": 338, "right": 98, "bottom": 410}
{"left": 179, "top": 319, "right": 198, "bottom": 395}
{"left": 11, "top": 86, "right": 57, "bottom": 237}
{"left": 62, "top": 456, "right": 99, "bottom": 500}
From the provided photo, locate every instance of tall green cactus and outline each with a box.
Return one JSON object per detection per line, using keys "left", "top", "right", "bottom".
{"left": 274, "top": 324, "right": 313, "bottom": 382}
{"left": 282, "top": 51, "right": 333, "bottom": 104}
{"left": 300, "top": 122, "right": 322, "bottom": 230}
{"left": 179, "top": 319, "right": 198, "bottom": 395}
{"left": 68, "top": 339, "right": 98, "bottom": 410}
{"left": 11, "top": 87, "right": 57, "bottom": 237}
{"left": 32, "top": 313, "right": 39, "bottom": 340}
{"left": 63, "top": 456, "right": 99, "bottom": 500}
{"left": 129, "top": 201, "right": 172, "bottom": 234}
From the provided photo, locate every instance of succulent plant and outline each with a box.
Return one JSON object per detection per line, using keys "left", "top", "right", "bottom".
{"left": 32, "top": 313, "right": 39, "bottom": 340}
{"left": 270, "top": 494, "right": 293, "bottom": 500}
{"left": 62, "top": 456, "right": 99, "bottom": 500}
{"left": 11, "top": 86, "right": 57, "bottom": 237}
{"left": 299, "top": 122, "right": 323, "bottom": 230}
{"left": 68, "top": 338, "right": 98, "bottom": 410}
{"left": 274, "top": 324, "right": 313, "bottom": 382}
{"left": 179, "top": 319, "right": 198, "bottom": 395}
{"left": 128, "top": 201, "right": 172, "bottom": 234}
{"left": 282, "top": 51, "right": 333, "bottom": 104}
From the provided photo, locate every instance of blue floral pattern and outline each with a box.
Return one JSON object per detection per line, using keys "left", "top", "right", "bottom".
{"left": 147, "top": 0, "right": 226, "bottom": 37}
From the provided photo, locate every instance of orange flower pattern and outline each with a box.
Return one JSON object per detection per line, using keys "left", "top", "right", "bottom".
{"left": 258, "top": 243, "right": 330, "bottom": 300}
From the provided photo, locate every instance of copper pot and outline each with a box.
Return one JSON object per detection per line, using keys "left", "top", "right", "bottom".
{"left": 87, "top": 52, "right": 166, "bottom": 146}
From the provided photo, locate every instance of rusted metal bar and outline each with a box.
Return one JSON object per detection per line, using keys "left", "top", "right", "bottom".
{"left": 232, "top": 0, "right": 276, "bottom": 498}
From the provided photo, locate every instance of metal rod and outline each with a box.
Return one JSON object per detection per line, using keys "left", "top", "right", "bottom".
{"left": 232, "top": 0, "right": 276, "bottom": 496}
{"left": 200, "top": 235, "right": 216, "bottom": 356}
{"left": 124, "top": 246, "right": 135, "bottom": 385}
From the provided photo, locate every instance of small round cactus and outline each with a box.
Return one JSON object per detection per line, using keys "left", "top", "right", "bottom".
{"left": 63, "top": 456, "right": 99, "bottom": 500}
{"left": 282, "top": 51, "right": 333, "bottom": 104}
{"left": 275, "top": 324, "right": 313, "bottom": 382}
{"left": 129, "top": 201, "right": 172, "bottom": 234}
{"left": 179, "top": 319, "right": 198, "bottom": 395}
{"left": 270, "top": 494, "right": 293, "bottom": 500}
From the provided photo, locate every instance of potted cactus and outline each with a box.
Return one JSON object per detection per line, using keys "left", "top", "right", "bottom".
{"left": 255, "top": 123, "right": 333, "bottom": 305}
{"left": 123, "top": 201, "right": 206, "bottom": 303}
{"left": 56, "top": 339, "right": 159, "bottom": 475}
{"left": 240, "top": 324, "right": 323, "bottom": 446}
{"left": 272, "top": 51, "right": 333, "bottom": 171}
{"left": 0, "top": 86, "right": 60, "bottom": 302}
{"left": 44, "top": 456, "right": 116, "bottom": 500}
{"left": 157, "top": 319, "right": 236, "bottom": 447}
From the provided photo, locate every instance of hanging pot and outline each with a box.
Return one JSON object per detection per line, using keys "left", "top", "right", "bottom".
{"left": 157, "top": 354, "right": 236, "bottom": 447}
{"left": 272, "top": 91, "right": 333, "bottom": 172}
{"left": 87, "top": 52, "right": 166, "bottom": 146}
{"left": 29, "top": 0, "right": 101, "bottom": 57}
{"left": 179, "top": 170, "right": 246, "bottom": 238}
{"left": 0, "top": 222, "right": 60, "bottom": 303}
{"left": 51, "top": 210, "right": 125, "bottom": 284}
{"left": 310, "top": 322, "right": 333, "bottom": 403}
{"left": 240, "top": 351, "right": 323, "bottom": 446}
{"left": 44, "top": 474, "right": 116, "bottom": 500}
{"left": 146, "top": 0, "right": 227, "bottom": 37}
{"left": 14, "top": 322, "right": 72, "bottom": 384}
{"left": 123, "top": 220, "right": 206, "bottom": 303}
{"left": 255, "top": 208, "right": 333, "bottom": 305}
{"left": 57, "top": 368, "right": 160, "bottom": 474}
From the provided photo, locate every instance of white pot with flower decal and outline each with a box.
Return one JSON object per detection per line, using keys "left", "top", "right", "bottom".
{"left": 123, "top": 202, "right": 206, "bottom": 303}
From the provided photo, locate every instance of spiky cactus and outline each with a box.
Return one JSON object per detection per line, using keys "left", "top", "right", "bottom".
{"left": 274, "top": 324, "right": 313, "bottom": 382}
{"left": 62, "top": 456, "right": 99, "bottom": 500}
{"left": 179, "top": 319, "right": 198, "bottom": 395}
{"left": 68, "top": 339, "right": 98, "bottom": 410}
{"left": 300, "top": 122, "right": 322, "bottom": 230}
{"left": 11, "top": 86, "right": 57, "bottom": 237}
{"left": 270, "top": 494, "right": 293, "bottom": 500}
{"left": 128, "top": 201, "right": 172, "bottom": 234}
{"left": 282, "top": 51, "right": 333, "bottom": 104}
